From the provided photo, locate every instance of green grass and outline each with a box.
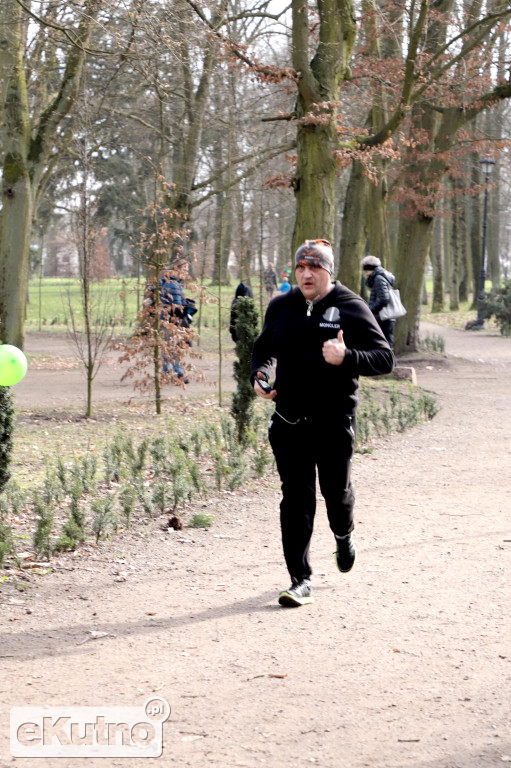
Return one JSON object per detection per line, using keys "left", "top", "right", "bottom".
{"left": 24, "top": 276, "right": 275, "bottom": 361}
{"left": 422, "top": 278, "right": 498, "bottom": 332}
{"left": 27, "top": 277, "right": 139, "bottom": 330}
{"left": 28, "top": 275, "right": 498, "bottom": 335}
{"left": 26, "top": 276, "right": 269, "bottom": 343}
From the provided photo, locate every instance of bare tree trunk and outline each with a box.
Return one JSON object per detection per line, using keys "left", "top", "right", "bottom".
{"left": 368, "top": 173, "right": 391, "bottom": 267}
{"left": 458, "top": 182, "right": 469, "bottom": 303}
{"left": 338, "top": 161, "right": 368, "bottom": 292}
{"left": 212, "top": 189, "right": 231, "bottom": 285}
{"left": 0, "top": 0, "right": 32, "bottom": 348}
{"left": 166, "top": 0, "right": 226, "bottom": 226}
{"left": 291, "top": 0, "right": 357, "bottom": 251}
{"left": 486, "top": 27, "right": 506, "bottom": 289}
{"left": 211, "top": 83, "right": 232, "bottom": 287}
{"left": 394, "top": 216, "right": 434, "bottom": 352}
{"left": 196, "top": 205, "right": 212, "bottom": 345}
{"left": 235, "top": 187, "right": 249, "bottom": 283}
{"left": 431, "top": 213, "right": 444, "bottom": 313}
{"left": 470, "top": 151, "right": 482, "bottom": 309}
{"left": 79, "top": 142, "right": 94, "bottom": 418}
{"left": 487, "top": 153, "right": 501, "bottom": 289}
{"left": 450, "top": 180, "right": 460, "bottom": 311}
{"left": 0, "top": 0, "right": 102, "bottom": 348}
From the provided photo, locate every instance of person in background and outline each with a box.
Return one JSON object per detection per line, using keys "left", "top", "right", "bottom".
{"left": 251, "top": 239, "right": 394, "bottom": 607}
{"left": 263, "top": 263, "right": 278, "bottom": 301}
{"left": 230, "top": 281, "right": 254, "bottom": 342}
{"left": 159, "top": 261, "right": 196, "bottom": 382}
{"left": 281, "top": 261, "right": 292, "bottom": 281}
{"left": 279, "top": 276, "right": 291, "bottom": 294}
{"left": 361, "top": 255, "right": 396, "bottom": 349}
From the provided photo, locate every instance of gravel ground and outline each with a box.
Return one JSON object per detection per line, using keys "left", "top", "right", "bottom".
{"left": 1, "top": 322, "right": 510, "bottom": 768}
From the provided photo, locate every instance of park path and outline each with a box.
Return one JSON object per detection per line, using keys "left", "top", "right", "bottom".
{"left": 1, "top": 322, "right": 510, "bottom": 768}
{"left": 15, "top": 332, "right": 236, "bottom": 410}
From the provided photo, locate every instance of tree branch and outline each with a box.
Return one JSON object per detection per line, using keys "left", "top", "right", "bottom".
{"left": 192, "top": 141, "right": 296, "bottom": 192}
{"left": 261, "top": 112, "right": 296, "bottom": 122}
{"left": 357, "top": 4, "right": 511, "bottom": 148}
{"left": 192, "top": 141, "right": 295, "bottom": 207}
{"left": 14, "top": 0, "right": 118, "bottom": 56}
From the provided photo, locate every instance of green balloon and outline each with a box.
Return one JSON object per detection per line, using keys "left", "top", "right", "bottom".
{"left": 0, "top": 345, "right": 28, "bottom": 386}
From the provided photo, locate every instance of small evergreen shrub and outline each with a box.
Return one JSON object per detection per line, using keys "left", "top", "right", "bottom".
{"left": 149, "top": 436, "right": 169, "bottom": 478}
{"left": 103, "top": 432, "right": 125, "bottom": 483}
{"left": 421, "top": 332, "right": 446, "bottom": 352}
{"left": 483, "top": 280, "right": 511, "bottom": 336}
{"left": 187, "top": 458, "right": 206, "bottom": 496}
{"left": 227, "top": 442, "right": 249, "bottom": 490}
{"left": 230, "top": 296, "right": 259, "bottom": 445}
{"left": 91, "top": 494, "right": 117, "bottom": 543}
{"left": 190, "top": 428, "right": 203, "bottom": 458}
{"left": 56, "top": 453, "right": 69, "bottom": 494}
{"left": 42, "top": 468, "right": 62, "bottom": 507}
{"left": 212, "top": 448, "right": 230, "bottom": 491}
{"left": 0, "top": 387, "right": 14, "bottom": 494}
{"left": 188, "top": 513, "right": 213, "bottom": 529}
{"left": 54, "top": 474, "right": 88, "bottom": 551}
{"left": 79, "top": 453, "right": 98, "bottom": 494}
{"left": 3, "top": 480, "right": 27, "bottom": 516}
{"left": 152, "top": 481, "right": 170, "bottom": 515}
{"left": 168, "top": 447, "right": 193, "bottom": 511}
{"left": 119, "top": 484, "right": 137, "bottom": 527}
{"left": 33, "top": 491, "right": 54, "bottom": 559}
{"left": 0, "top": 517, "right": 15, "bottom": 567}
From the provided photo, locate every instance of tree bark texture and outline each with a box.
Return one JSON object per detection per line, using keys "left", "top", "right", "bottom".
{"left": 450, "top": 194, "right": 460, "bottom": 312}
{"left": 0, "top": 0, "right": 31, "bottom": 347}
{"left": 431, "top": 210, "right": 444, "bottom": 313}
{"left": 394, "top": 216, "right": 434, "bottom": 353}
{"left": 469, "top": 154, "right": 482, "bottom": 309}
{"left": 291, "top": 0, "right": 356, "bottom": 251}
{"left": 368, "top": 173, "right": 391, "bottom": 267}
{"left": 338, "top": 161, "right": 368, "bottom": 292}
{"left": 458, "top": 183, "right": 469, "bottom": 304}
{"left": 0, "top": 0, "right": 102, "bottom": 349}
{"left": 166, "top": 0, "right": 227, "bottom": 225}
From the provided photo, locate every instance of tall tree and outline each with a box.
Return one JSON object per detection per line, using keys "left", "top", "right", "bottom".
{"left": 332, "top": 0, "right": 511, "bottom": 350}
{"left": 0, "top": 0, "right": 104, "bottom": 348}
{"left": 291, "top": 0, "right": 357, "bottom": 250}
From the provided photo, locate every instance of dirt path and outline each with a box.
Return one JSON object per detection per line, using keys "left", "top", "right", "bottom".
{"left": 15, "top": 332, "right": 236, "bottom": 410}
{"left": 1, "top": 324, "right": 511, "bottom": 768}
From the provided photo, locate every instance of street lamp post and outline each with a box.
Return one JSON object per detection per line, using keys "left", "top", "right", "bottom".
{"left": 475, "top": 157, "right": 495, "bottom": 330}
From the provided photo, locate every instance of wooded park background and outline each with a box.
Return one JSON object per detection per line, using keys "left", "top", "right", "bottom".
{"left": 1, "top": 0, "right": 510, "bottom": 355}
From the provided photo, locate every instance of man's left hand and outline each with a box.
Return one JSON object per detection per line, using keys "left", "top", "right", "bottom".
{"left": 322, "top": 329, "right": 346, "bottom": 366}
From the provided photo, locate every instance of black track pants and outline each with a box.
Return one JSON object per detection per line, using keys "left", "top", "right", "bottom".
{"left": 378, "top": 318, "right": 395, "bottom": 350}
{"left": 268, "top": 411, "right": 355, "bottom": 581}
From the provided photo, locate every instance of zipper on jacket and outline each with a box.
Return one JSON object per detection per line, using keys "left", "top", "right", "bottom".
{"left": 306, "top": 300, "right": 313, "bottom": 316}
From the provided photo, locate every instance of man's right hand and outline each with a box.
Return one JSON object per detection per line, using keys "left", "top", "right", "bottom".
{"left": 254, "top": 373, "right": 276, "bottom": 399}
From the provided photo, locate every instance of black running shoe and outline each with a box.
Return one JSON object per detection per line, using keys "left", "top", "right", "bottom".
{"left": 335, "top": 534, "right": 356, "bottom": 573}
{"left": 278, "top": 578, "right": 313, "bottom": 607}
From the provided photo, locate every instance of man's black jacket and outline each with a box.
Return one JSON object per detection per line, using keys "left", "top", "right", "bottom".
{"left": 251, "top": 281, "right": 395, "bottom": 420}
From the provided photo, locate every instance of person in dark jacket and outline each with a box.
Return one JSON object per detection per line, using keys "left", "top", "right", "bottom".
{"left": 229, "top": 282, "right": 254, "bottom": 342}
{"left": 159, "top": 261, "right": 196, "bottom": 382}
{"left": 361, "top": 255, "right": 396, "bottom": 349}
{"left": 251, "top": 239, "right": 395, "bottom": 607}
{"left": 263, "top": 263, "right": 278, "bottom": 300}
